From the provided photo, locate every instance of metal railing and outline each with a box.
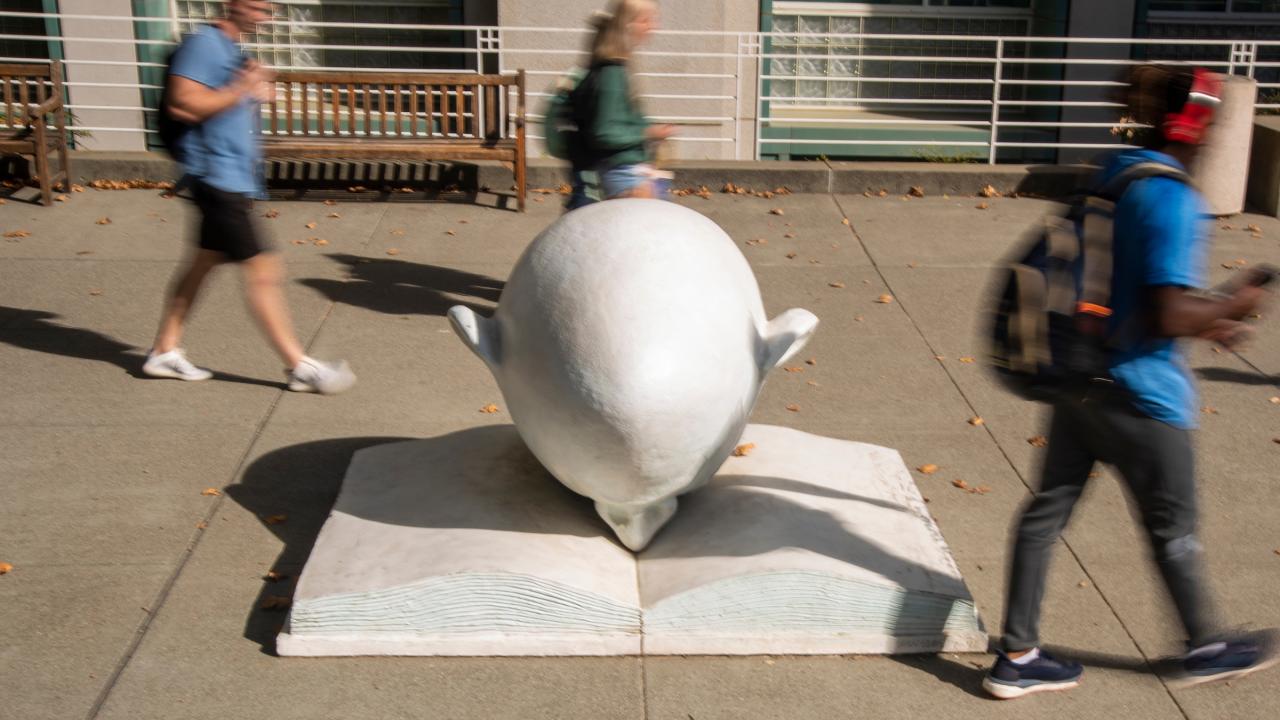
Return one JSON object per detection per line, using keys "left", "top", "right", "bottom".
{"left": 1, "top": 8, "right": 1278, "bottom": 163}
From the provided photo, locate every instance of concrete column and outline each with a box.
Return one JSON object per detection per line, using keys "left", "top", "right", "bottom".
{"left": 58, "top": 0, "right": 146, "bottom": 151}
{"left": 1059, "top": 0, "right": 1137, "bottom": 164}
{"left": 1193, "top": 74, "right": 1256, "bottom": 216}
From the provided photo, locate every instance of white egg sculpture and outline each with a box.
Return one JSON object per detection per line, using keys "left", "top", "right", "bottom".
{"left": 448, "top": 199, "right": 818, "bottom": 551}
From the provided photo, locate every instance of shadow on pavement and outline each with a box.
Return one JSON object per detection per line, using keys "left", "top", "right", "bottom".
{"left": 299, "top": 253, "right": 503, "bottom": 317}
{"left": 0, "top": 306, "right": 282, "bottom": 389}
{"left": 1195, "top": 367, "right": 1279, "bottom": 387}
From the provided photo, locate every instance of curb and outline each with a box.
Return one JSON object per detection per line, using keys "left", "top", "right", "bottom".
{"left": 58, "top": 151, "right": 1098, "bottom": 199}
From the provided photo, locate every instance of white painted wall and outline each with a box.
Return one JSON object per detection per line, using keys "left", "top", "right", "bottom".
{"left": 59, "top": 0, "right": 146, "bottom": 151}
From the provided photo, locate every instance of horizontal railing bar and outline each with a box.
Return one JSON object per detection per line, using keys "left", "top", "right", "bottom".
{"left": 760, "top": 138, "right": 992, "bottom": 146}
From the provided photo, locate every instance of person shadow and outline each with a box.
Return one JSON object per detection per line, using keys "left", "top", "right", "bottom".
{"left": 297, "top": 253, "right": 504, "bottom": 317}
{"left": 231, "top": 425, "right": 981, "bottom": 659}
{"left": 0, "top": 306, "right": 282, "bottom": 388}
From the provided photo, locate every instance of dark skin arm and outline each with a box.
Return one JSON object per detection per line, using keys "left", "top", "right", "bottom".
{"left": 1150, "top": 275, "right": 1269, "bottom": 348}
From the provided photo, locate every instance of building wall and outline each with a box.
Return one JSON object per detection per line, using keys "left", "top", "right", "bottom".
{"left": 59, "top": 0, "right": 147, "bottom": 151}
{"left": 1060, "top": 0, "right": 1141, "bottom": 162}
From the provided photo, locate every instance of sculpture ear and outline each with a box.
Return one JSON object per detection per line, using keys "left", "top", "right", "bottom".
{"left": 448, "top": 306, "right": 500, "bottom": 368}
{"left": 759, "top": 308, "right": 819, "bottom": 371}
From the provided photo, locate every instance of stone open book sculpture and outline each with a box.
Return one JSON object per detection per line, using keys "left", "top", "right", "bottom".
{"left": 447, "top": 199, "right": 818, "bottom": 551}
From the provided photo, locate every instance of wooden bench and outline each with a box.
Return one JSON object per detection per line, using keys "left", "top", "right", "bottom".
{"left": 262, "top": 70, "right": 527, "bottom": 211}
{"left": 1, "top": 61, "right": 71, "bottom": 206}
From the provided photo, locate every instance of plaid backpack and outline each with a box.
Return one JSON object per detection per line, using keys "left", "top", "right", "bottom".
{"left": 987, "top": 161, "right": 1191, "bottom": 401}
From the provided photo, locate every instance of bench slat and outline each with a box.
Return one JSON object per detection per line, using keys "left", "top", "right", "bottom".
{"left": 276, "top": 71, "right": 517, "bottom": 86}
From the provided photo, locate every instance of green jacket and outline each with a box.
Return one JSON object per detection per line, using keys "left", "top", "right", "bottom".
{"left": 570, "top": 61, "right": 650, "bottom": 169}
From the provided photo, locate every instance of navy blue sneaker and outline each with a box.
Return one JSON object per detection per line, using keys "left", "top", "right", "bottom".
{"left": 1169, "top": 629, "right": 1279, "bottom": 690}
{"left": 983, "top": 649, "right": 1083, "bottom": 699}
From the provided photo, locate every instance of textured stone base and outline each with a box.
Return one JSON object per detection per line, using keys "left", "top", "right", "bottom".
{"left": 277, "top": 424, "right": 986, "bottom": 657}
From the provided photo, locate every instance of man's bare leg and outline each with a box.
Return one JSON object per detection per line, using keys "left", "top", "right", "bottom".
{"left": 240, "top": 251, "right": 306, "bottom": 369}
{"left": 152, "top": 248, "right": 225, "bottom": 354}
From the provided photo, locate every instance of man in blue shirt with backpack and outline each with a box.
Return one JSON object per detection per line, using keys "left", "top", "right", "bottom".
{"left": 985, "top": 65, "right": 1275, "bottom": 699}
{"left": 143, "top": 0, "right": 354, "bottom": 394}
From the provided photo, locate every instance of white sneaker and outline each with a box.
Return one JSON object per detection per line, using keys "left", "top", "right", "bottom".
{"left": 142, "top": 348, "right": 213, "bottom": 381}
{"left": 287, "top": 356, "right": 356, "bottom": 395}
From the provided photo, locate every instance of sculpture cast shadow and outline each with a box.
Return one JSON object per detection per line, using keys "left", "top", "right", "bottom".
{"left": 298, "top": 253, "right": 503, "bottom": 317}
{"left": 234, "top": 425, "right": 965, "bottom": 654}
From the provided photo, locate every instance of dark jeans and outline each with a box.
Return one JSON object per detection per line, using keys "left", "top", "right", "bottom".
{"left": 1002, "top": 387, "right": 1221, "bottom": 651}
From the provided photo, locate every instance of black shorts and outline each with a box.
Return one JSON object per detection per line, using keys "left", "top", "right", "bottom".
{"left": 190, "top": 179, "right": 271, "bottom": 262}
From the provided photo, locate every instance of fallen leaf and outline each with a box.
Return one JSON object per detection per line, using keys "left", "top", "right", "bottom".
{"left": 195, "top": 521, "right": 208, "bottom": 529}
{"left": 1221, "top": 224, "right": 1235, "bottom": 230}
{"left": 975, "top": 202, "right": 989, "bottom": 210}
{"left": 806, "top": 380, "right": 819, "bottom": 387}
{"left": 909, "top": 186, "right": 925, "bottom": 197}
{"left": 313, "top": 238, "right": 329, "bottom": 246}
{"left": 263, "top": 209, "right": 280, "bottom": 218}
{"left": 71, "top": 184, "right": 84, "bottom": 192}
{"left": 264, "top": 570, "right": 289, "bottom": 582}
{"left": 809, "top": 259, "right": 822, "bottom": 264}
{"left": 88, "top": 289, "right": 103, "bottom": 296}
{"left": 842, "top": 217, "right": 851, "bottom": 225}
{"left": 290, "top": 239, "right": 306, "bottom": 245}
{"left": 959, "top": 356, "right": 976, "bottom": 364}
{"left": 459, "top": 220, "right": 469, "bottom": 224}
{"left": 1246, "top": 224, "right": 1261, "bottom": 233}
{"left": 201, "top": 488, "right": 222, "bottom": 497}
{"left": 746, "top": 238, "right": 767, "bottom": 246}
{"left": 446, "top": 230, "right": 457, "bottom": 236}
{"left": 769, "top": 208, "right": 785, "bottom": 216}
{"left": 76, "top": 250, "right": 93, "bottom": 256}
{"left": 1078, "top": 580, "right": 1091, "bottom": 588}
{"left": 95, "top": 217, "right": 111, "bottom": 225}
{"left": 1201, "top": 406, "right": 1219, "bottom": 415}
{"left": 785, "top": 252, "right": 797, "bottom": 259}
{"left": 968, "top": 416, "right": 985, "bottom": 426}
{"left": 877, "top": 189, "right": 888, "bottom": 197}
{"left": 305, "top": 222, "right": 317, "bottom": 229}
{"left": 1027, "top": 435, "right": 1048, "bottom": 447}
{"left": 260, "top": 596, "right": 292, "bottom": 611}
{"left": 907, "top": 262, "right": 918, "bottom": 269}
{"left": 347, "top": 186, "right": 366, "bottom": 192}
{"left": 854, "top": 315, "right": 865, "bottom": 322}
{"left": 863, "top": 191, "right": 874, "bottom": 198}
{"left": 784, "top": 232, "right": 797, "bottom": 239}
{"left": 1269, "top": 396, "right": 1280, "bottom": 404}
{"left": 390, "top": 229, "right": 405, "bottom": 236}
{"left": 264, "top": 514, "right": 288, "bottom": 525}
{"left": 0, "top": 562, "right": 11, "bottom": 574}
{"left": 973, "top": 485, "right": 992, "bottom": 495}
{"left": 386, "top": 248, "right": 400, "bottom": 256}
{"left": 480, "top": 403, "right": 500, "bottom": 414}
{"left": 55, "top": 194, "right": 68, "bottom": 202}
{"left": 784, "top": 366, "right": 804, "bottom": 373}
{"left": 918, "top": 464, "right": 939, "bottom": 475}
{"left": 805, "top": 358, "right": 817, "bottom": 366}
{"left": 3, "top": 230, "right": 30, "bottom": 239}
{"left": 1222, "top": 263, "right": 1237, "bottom": 270}
{"left": 978, "top": 184, "right": 1001, "bottom": 198}
{"left": 327, "top": 212, "right": 341, "bottom": 219}
{"left": 875, "top": 294, "right": 893, "bottom": 304}
{"left": 732, "top": 443, "right": 756, "bottom": 457}
{"left": 952, "top": 479, "right": 970, "bottom": 490}
{"left": 828, "top": 281, "right": 846, "bottom": 289}
{"left": 323, "top": 199, "right": 337, "bottom": 206}
{"left": 785, "top": 403, "right": 801, "bottom": 412}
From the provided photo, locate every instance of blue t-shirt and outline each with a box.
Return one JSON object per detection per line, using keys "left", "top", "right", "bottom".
{"left": 169, "top": 25, "right": 263, "bottom": 197}
{"left": 1101, "top": 149, "right": 1209, "bottom": 429}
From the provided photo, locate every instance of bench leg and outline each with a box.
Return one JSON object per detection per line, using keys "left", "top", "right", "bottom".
{"left": 56, "top": 138, "right": 70, "bottom": 191}
{"left": 32, "top": 124, "right": 53, "bottom": 206}
{"left": 515, "top": 155, "right": 527, "bottom": 213}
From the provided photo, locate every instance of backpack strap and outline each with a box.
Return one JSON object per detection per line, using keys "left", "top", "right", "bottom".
{"left": 1079, "top": 161, "right": 1191, "bottom": 325}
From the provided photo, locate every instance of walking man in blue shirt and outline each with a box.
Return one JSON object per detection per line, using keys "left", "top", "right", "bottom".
{"left": 143, "top": 0, "right": 355, "bottom": 394}
{"left": 984, "top": 65, "right": 1274, "bottom": 699}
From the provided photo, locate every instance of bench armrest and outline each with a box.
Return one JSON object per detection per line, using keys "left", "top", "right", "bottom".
{"left": 29, "top": 94, "right": 63, "bottom": 118}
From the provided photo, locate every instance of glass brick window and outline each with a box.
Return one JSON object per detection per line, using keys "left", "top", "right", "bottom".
{"left": 767, "top": 3, "right": 1032, "bottom": 107}
{"left": 176, "top": 0, "right": 464, "bottom": 70}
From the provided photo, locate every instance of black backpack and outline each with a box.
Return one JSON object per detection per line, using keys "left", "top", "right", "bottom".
{"left": 986, "top": 161, "right": 1191, "bottom": 402}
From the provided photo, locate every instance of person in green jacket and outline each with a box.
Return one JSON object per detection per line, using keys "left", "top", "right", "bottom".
{"left": 569, "top": 0, "right": 675, "bottom": 200}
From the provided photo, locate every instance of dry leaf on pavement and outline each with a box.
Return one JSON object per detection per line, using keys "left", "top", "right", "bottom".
{"left": 313, "top": 238, "right": 329, "bottom": 246}
{"left": 806, "top": 358, "right": 817, "bottom": 366}
{"left": 263, "top": 209, "right": 279, "bottom": 218}
{"left": 305, "top": 222, "right": 317, "bottom": 229}
{"left": 290, "top": 239, "right": 306, "bottom": 245}
{"left": 1269, "top": 396, "right": 1280, "bottom": 404}
{"left": 55, "top": 194, "right": 68, "bottom": 202}
{"left": 806, "top": 380, "right": 819, "bottom": 387}
{"left": 195, "top": 521, "right": 208, "bottom": 529}
{"left": 975, "top": 202, "right": 989, "bottom": 210}
{"left": 968, "top": 416, "right": 985, "bottom": 426}
{"left": 784, "top": 366, "right": 804, "bottom": 373}
{"left": 201, "top": 488, "right": 222, "bottom": 496}
{"left": 828, "top": 281, "right": 846, "bottom": 289}
{"left": 841, "top": 217, "right": 851, "bottom": 225}
{"left": 785, "top": 252, "right": 797, "bottom": 259}
{"left": 327, "top": 212, "right": 341, "bottom": 219}
{"left": 785, "top": 403, "right": 801, "bottom": 412}
{"left": 979, "top": 184, "right": 1001, "bottom": 198}
{"left": 909, "top": 186, "right": 925, "bottom": 197}
{"left": 1078, "top": 580, "right": 1090, "bottom": 588}
{"left": 959, "top": 356, "right": 976, "bottom": 363}
{"left": 260, "top": 596, "right": 292, "bottom": 611}
{"left": 88, "top": 289, "right": 103, "bottom": 296}
{"left": 769, "top": 208, "right": 785, "bottom": 215}
{"left": 875, "top": 294, "right": 893, "bottom": 304}
{"left": 386, "top": 248, "right": 400, "bottom": 256}
{"left": 324, "top": 199, "right": 337, "bottom": 206}
{"left": 265, "top": 514, "right": 288, "bottom": 525}
{"left": 952, "top": 479, "right": 970, "bottom": 490}
{"left": 390, "top": 229, "right": 405, "bottom": 235}
{"left": 3, "top": 230, "right": 31, "bottom": 238}
{"left": 918, "top": 464, "right": 939, "bottom": 475}
{"left": 1027, "top": 435, "right": 1048, "bottom": 447}
{"left": 0, "top": 561, "right": 12, "bottom": 574}
{"left": 1201, "top": 406, "right": 1219, "bottom": 415}
{"left": 480, "top": 403, "right": 500, "bottom": 414}
{"left": 76, "top": 250, "right": 93, "bottom": 255}
{"left": 732, "top": 443, "right": 756, "bottom": 457}
{"left": 95, "top": 217, "right": 111, "bottom": 225}
{"left": 746, "top": 238, "right": 767, "bottom": 246}
{"left": 446, "top": 230, "right": 457, "bottom": 236}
